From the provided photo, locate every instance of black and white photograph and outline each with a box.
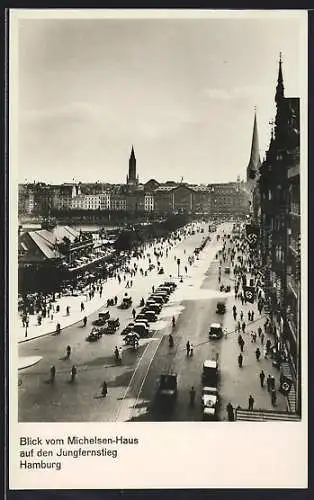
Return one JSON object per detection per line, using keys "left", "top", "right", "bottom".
{"left": 9, "top": 8, "right": 308, "bottom": 490}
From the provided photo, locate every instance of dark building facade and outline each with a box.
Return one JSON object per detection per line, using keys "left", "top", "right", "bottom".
{"left": 259, "top": 54, "right": 300, "bottom": 412}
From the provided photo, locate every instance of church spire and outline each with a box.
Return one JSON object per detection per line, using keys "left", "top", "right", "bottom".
{"left": 275, "top": 52, "right": 284, "bottom": 104}
{"left": 246, "top": 109, "right": 261, "bottom": 183}
{"left": 127, "top": 145, "right": 138, "bottom": 185}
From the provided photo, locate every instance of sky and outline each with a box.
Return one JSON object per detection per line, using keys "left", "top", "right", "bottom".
{"left": 14, "top": 11, "right": 305, "bottom": 185}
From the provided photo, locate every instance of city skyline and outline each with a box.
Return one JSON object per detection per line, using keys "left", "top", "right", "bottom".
{"left": 14, "top": 11, "right": 304, "bottom": 184}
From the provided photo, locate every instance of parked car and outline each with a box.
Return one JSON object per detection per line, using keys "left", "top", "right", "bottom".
{"left": 133, "top": 322, "right": 149, "bottom": 337}
{"left": 144, "top": 303, "right": 161, "bottom": 315}
{"left": 149, "top": 295, "right": 166, "bottom": 305}
{"left": 163, "top": 281, "right": 177, "bottom": 290}
{"left": 144, "top": 310, "right": 158, "bottom": 322}
{"left": 121, "top": 322, "right": 134, "bottom": 335}
{"left": 123, "top": 332, "right": 140, "bottom": 346}
{"left": 145, "top": 300, "right": 162, "bottom": 313}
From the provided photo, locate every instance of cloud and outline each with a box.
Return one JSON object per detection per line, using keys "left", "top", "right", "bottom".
{"left": 20, "top": 101, "right": 100, "bottom": 125}
{"left": 205, "top": 84, "right": 264, "bottom": 101}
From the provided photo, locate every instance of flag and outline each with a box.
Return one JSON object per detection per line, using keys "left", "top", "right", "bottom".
{"left": 279, "top": 377, "right": 293, "bottom": 395}
{"left": 246, "top": 224, "right": 259, "bottom": 248}
{"left": 243, "top": 286, "right": 255, "bottom": 303}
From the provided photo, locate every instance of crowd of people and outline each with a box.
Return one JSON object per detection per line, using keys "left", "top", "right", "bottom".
{"left": 215, "top": 225, "right": 287, "bottom": 421}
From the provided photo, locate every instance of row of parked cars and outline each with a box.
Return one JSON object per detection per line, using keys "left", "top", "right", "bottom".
{"left": 122, "top": 281, "right": 177, "bottom": 344}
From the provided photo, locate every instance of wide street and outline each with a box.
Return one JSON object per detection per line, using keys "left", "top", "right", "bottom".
{"left": 18, "top": 221, "right": 286, "bottom": 422}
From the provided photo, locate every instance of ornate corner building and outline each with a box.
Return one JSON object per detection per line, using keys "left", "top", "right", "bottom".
{"left": 258, "top": 54, "right": 301, "bottom": 413}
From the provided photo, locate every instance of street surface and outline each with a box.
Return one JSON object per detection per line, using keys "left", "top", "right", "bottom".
{"left": 18, "top": 222, "right": 287, "bottom": 422}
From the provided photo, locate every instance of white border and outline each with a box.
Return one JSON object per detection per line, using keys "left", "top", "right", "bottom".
{"left": 9, "top": 9, "right": 308, "bottom": 489}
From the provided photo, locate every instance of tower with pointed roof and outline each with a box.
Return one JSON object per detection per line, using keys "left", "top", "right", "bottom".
{"left": 246, "top": 109, "right": 261, "bottom": 186}
{"left": 126, "top": 146, "right": 139, "bottom": 185}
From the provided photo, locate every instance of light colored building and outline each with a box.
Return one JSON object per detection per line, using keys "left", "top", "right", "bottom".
{"left": 144, "top": 193, "right": 154, "bottom": 212}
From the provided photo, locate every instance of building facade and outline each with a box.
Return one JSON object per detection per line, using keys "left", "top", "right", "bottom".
{"left": 208, "top": 181, "right": 250, "bottom": 219}
{"left": 259, "top": 54, "right": 300, "bottom": 411}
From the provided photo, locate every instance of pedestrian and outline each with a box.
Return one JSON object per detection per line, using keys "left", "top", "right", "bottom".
{"left": 152, "top": 285, "right": 155, "bottom": 293}
{"left": 50, "top": 365, "right": 56, "bottom": 383}
{"left": 101, "top": 381, "right": 108, "bottom": 398}
{"left": 271, "top": 388, "right": 277, "bottom": 406}
{"left": 270, "top": 375, "right": 276, "bottom": 391}
{"left": 248, "top": 394, "right": 254, "bottom": 411}
{"left": 241, "top": 321, "right": 246, "bottom": 333}
{"left": 66, "top": 306, "right": 70, "bottom": 316}
{"left": 70, "top": 365, "right": 77, "bottom": 382}
{"left": 226, "top": 402, "right": 234, "bottom": 421}
{"left": 258, "top": 326, "right": 262, "bottom": 337}
{"left": 66, "top": 345, "right": 71, "bottom": 359}
{"left": 238, "top": 353, "right": 243, "bottom": 368}
{"left": 80, "top": 302, "right": 85, "bottom": 312}
{"left": 189, "top": 386, "right": 196, "bottom": 406}
{"left": 259, "top": 370, "right": 265, "bottom": 387}
{"left": 186, "top": 340, "right": 191, "bottom": 357}
{"left": 132, "top": 308, "right": 136, "bottom": 320}
{"left": 255, "top": 347, "right": 261, "bottom": 361}
{"left": 251, "top": 310, "right": 254, "bottom": 322}
{"left": 237, "top": 320, "right": 241, "bottom": 333}
{"left": 266, "top": 338, "right": 272, "bottom": 354}
{"left": 114, "top": 296, "right": 118, "bottom": 305}
{"left": 233, "top": 310, "right": 237, "bottom": 321}
{"left": 261, "top": 332, "right": 265, "bottom": 345}
{"left": 248, "top": 311, "right": 251, "bottom": 322}
{"left": 240, "top": 311, "right": 244, "bottom": 321}
{"left": 267, "top": 375, "right": 272, "bottom": 392}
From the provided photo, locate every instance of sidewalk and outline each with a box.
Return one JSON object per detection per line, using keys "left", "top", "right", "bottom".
{"left": 208, "top": 237, "right": 291, "bottom": 417}
{"left": 18, "top": 356, "right": 43, "bottom": 370}
{"left": 17, "top": 225, "right": 204, "bottom": 344}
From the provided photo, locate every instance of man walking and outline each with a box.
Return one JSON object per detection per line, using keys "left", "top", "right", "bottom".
{"left": 238, "top": 353, "right": 243, "bottom": 368}
{"left": 259, "top": 370, "right": 265, "bottom": 387}
{"left": 248, "top": 395, "right": 255, "bottom": 411}
{"left": 186, "top": 340, "right": 191, "bottom": 357}
{"left": 226, "top": 402, "right": 234, "bottom": 421}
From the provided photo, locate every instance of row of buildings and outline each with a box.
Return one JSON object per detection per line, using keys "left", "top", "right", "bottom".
{"left": 18, "top": 147, "right": 251, "bottom": 218}
{"left": 248, "top": 55, "right": 301, "bottom": 414}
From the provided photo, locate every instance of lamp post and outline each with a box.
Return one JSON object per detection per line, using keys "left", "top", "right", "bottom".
{"left": 177, "top": 258, "right": 180, "bottom": 278}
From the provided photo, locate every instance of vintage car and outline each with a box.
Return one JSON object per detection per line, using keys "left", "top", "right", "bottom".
{"left": 216, "top": 302, "right": 226, "bottom": 314}
{"left": 133, "top": 322, "right": 149, "bottom": 338}
{"left": 123, "top": 332, "right": 140, "bottom": 346}
{"left": 156, "top": 373, "right": 178, "bottom": 404}
{"left": 92, "top": 310, "right": 110, "bottom": 326}
{"left": 107, "top": 318, "right": 120, "bottom": 329}
{"left": 121, "top": 322, "right": 134, "bottom": 335}
{"left": 201, "top": 387, "right": 219, "bottom": 420}
{"left": 119, "top": 297, "right": 133, "bottom": 309}
{"left": 209, "top": 323, "right": 223, "bottom": 340}
{"left": 143, "top": 310, "right": 158, "bottom": 322}
{"left": 202, "top": 360, "right": 219, "bottom": 387}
